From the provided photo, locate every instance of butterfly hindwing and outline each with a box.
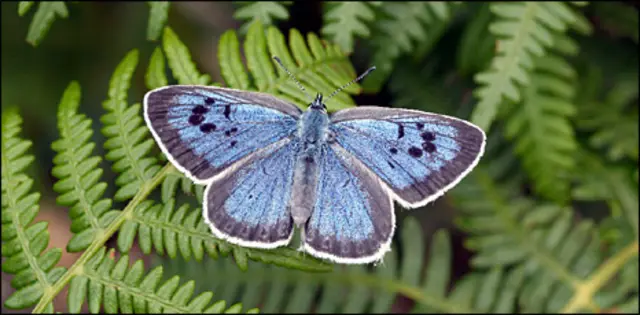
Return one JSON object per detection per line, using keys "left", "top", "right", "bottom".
{"left": 303, "top": 144, "right": 394, "bottom": 264}
{"left": 330, "top": 106, "right": 486, "bottom": 208}
{"left": 204, "top": 138, "right": 299, "bottom": 247}
{"left": 144, "top": 85, "right": 302, "bottom": 183}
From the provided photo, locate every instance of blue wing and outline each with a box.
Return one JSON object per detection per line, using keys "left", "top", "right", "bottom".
{"left": 303, "top": 144, "right": 394, "bottom": 264}
{"left": 204, "top": 138, "right": 300, "bottom": 247}
{"left": 329, "top": 107, "right": 486, "bottom": 208}
{"left": 144, "top": 85, "right": 302, "bottom": 183}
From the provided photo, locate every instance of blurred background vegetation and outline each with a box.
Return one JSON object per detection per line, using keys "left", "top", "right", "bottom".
{"left": 2, "top": 1, "right": 638, "bottom": 313}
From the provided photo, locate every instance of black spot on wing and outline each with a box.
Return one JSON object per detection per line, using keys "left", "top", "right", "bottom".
{"left": 204, "top": 97, "right": 215, "bottom": 105}
{"left": 230, "top": 140, "right": 237, "bottom": 147}
{"left": 390, "top": 147, "right": 398, "bottom": 154}
{"left": 192, "top": 105, "right": 209, "bottom": 114}
{"left": 397, "top": 124, "right": 405, "bottom": 139}
{"left": 416, "top": 122, "right": 424, "bottom": 130}
{"left": 408, "top": 146, "right": 423, "bottom": 158}
{"left": 421, "top": 131, "right": 436, "bottom": 141}
{"left": 189, "top": 114, "right": 204, "bottom": 126}
{"left": 200, "top": 123, "right": 216, "bottom": 133}
{"left": 224, "top": 105, "right": 231, "bottom": 119}
{"left": 422, "top": 141, "right": 436, "bottom": 153}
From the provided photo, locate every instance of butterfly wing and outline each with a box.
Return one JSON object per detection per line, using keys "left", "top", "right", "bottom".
{"left": 204, "top": 138, "right": 300, "bottom": 248}
{"left": 329, "top": 106, "right": 486, "bottom": 208}
{"left": 144, "top": 85, "right": 302, "bottom": 184}
{"left": 303, "top": 144, "right": 394, "bottom": 264}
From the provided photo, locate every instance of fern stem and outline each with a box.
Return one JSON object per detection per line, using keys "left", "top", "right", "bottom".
{"left": 560, "top": 240, "right": 639, "bottom": 313}
{"left": 32, "top": 163, "right": 175, "bottom": 313}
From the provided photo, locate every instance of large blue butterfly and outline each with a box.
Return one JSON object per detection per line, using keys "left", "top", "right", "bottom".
{"left": 144, "top": 73, "right": 485, "bottom": 264}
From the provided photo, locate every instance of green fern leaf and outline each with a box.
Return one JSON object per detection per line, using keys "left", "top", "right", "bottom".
{"left": 67, "top": 247, "right": 259, "bottom": 313}
{"left": 146, "top": 47, "right": 169, "bottom": 90}
{"left": 456, "top": 3, "right": 495, "bottom": 77}
{"left": 451, "top": 167, "right": 638, "bottom": 312}
{"left": 363, "top": 2, "right": 458, "bottom": 93}
{"left": 471, "top": 2, "right": 590, "bottom": 131}
{"left": 21, "top": 1, "right": 68, "bottom": 47}
{"left": 503, "top": 44, "right": 579, "bottom": 203}
{"left": 573, "top": 152, "right": 639, "bottom": 237}
{"left": 147, "top": 2, "right": 170, "bottom": 41}
{"left": 233, "top": 1, "right": 291, "bottom": 34}
{"left": 100, "top": 49, "right": 162, "bottom": 201}
{"left": 18, "top": 1, "right": 34, "bottom": 16}
{"left": 1, "top": 108, "right": 65, "bottom": 310}
{"left": 51, "top": 81, "right": 121, "bottom": 252}
{"left": 117, "top": 199, "right": 332, "bottom": 272}
{"left": 321, "top": 2, "right": 378, "bottom": 54}
{"left": 163, "top": 27, "right": 212, "bottom": 85}
{"left": 160, "top": 217, "right": 521, "bottom": 313}
{"left": 207, "top": 21, "right": 360, "bottom": 111}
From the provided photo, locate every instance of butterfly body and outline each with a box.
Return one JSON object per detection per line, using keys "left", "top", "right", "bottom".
{"left": 144, "top": 84, "right": 486, "bottom": 264}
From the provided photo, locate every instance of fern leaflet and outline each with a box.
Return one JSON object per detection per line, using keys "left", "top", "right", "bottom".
{"left": 451, "top": 167, "right": 638, "bottom": 312}
{"left": 101, "top": 49, "right": 162, "bottom": 201}
{"left": 162, "top": 27, "right": 212, "bottom": 85}
{"left": 321, "top": 2, "right": 379, "bottom": 54}
{"left": 233, "top": 1, "right": 291, "bottom": 33}
{"left": 161, "top": 217, "right": 523, "bottom": 313}
{"left": 471, "top": 2, "right": 590, "bottom": 131}
{"left": 67, "top": 247, "right": 259, "bottom": 313}
{"left": 1, "top": 108, "right": 63, "bottom": 311}
{"left": 217, "top": 21, "right": 360, "bottom": 111}
{"left": 147, "top": 2, "right": 170, "bottom": 41}
{"left": 19, "top": 1, "right": 68, "bottom": 47}
{"left": 51, "top": 81, "right": 121, "bottom": 252}
{"left": 363, "top": 2, "right": 458, "bottom": 92}
{"left": 117, "top": 199, "right": 332, "bottom": 272}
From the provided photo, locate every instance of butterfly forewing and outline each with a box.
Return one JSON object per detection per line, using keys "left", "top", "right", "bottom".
{"left": 143, "top": 85, "right": 302, "bottom": 183}
{"left": 329, "top": 106, "right": 486, "bottom": 208}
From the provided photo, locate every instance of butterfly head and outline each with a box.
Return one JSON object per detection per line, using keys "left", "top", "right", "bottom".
{"left": 309, "top": 93, "right": 327, "bottom": 112}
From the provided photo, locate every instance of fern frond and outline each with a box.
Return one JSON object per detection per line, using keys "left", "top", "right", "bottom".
{"left": 576, "top": 68, "right": 638, "bottom": 162}
{"left": 117, "top": 199, "right": 332, "bottom": 272}
{"left": 363, "top": 2, "right": 458, "bottom": 92}
{"left": 471, "top": 2, "right": 590, "bottom": 131}
{"left": 456, "top": 3, "right": 495, "bottom": 76}
{"left": 147, "top": 2, "right": 170, "bottom": 42}
{"left": 572, "top": 151, "right": 639, "bottom": 237}
{"left": 451, "top": 167, "right": 638, "bottom": 312}
{"left": 321, "top": 2, "right": 378, "bottom": 54}
{"left": 215, "top": 21, "right": 360, "bottom": 111}
{"left": 163, "top": 27, "right": 212, "bottom": 85}
{"left": 51, "top": 82, "right": 121, "bottom": 252}
{"left": 233, "top": 1, "right": 291, "bottom": 34}
{"left": 19, "top": 1, "right": 68, "bottom": 47}
{"left": 161, "top": 217, "right": 521, "bottom": 313}
{"left": 100, "top": 49, "right": 162, "bottom": 201}
{"left": 503, "top": 40, "right": 579, "bottom": 203}
{"left": 145, "top": 47, "right": 168, "bottom": 90}
{"left": 1, "top": 108, "right": 63, "bottom": 311}
{"left": 67, "top": 247, "right": 259, "bottom": 313}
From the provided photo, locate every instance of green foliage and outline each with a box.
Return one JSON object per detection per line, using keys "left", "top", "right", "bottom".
{"left": 147, "top": 2, "right": 170, "bottom": 41}
{"left": 18, "top": 1, "right": 68, "bottom": 47}
{"left": 362, "top": 2, "right": 459, "bottom": 92}
{"left": 67, "top": 248, "right": 258, "bottom": 313}
{"left": 321, "top": 2, "right": 380, "bottom": 54}
{"left": 471, "top": 2, "right": 591, "bottom": 132}
{"left": 1, "top": 108, "right": 63, "bottom": 311}
{"left": 233, "top": 2, "right": 292, "bottom": 34}
{"left": 503, "top": 37, "right": 579, "bottom": 203}
{"left": 163, "top": 217, "right": 523, "bottom": 313}
{"left": 217, "top": 21, "right": 360, "bottom": 111}
{"left": 51, "top": 82, "right": 121, "bottom": 252}
{"left": 4, "top": 1, "right": 638, "bottom": 313}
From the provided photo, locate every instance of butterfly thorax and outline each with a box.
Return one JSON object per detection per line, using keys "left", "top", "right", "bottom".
{"left": 289, "top": 96, "right": 330, "bottom": 227}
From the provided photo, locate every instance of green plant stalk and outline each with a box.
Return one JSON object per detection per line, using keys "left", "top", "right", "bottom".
{"left": 32, "top": 163, "right": 176, "bottom": 313}
{"left": 560, "top": 240, "right": 639, "bottom": 313}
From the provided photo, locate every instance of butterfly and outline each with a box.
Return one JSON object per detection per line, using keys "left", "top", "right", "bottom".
{"left": 143, "top": 57, "right": 486, "bottom": 264}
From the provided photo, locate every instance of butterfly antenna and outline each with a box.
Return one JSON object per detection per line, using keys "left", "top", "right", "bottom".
{"left": 273, "top": 56, "right": 312, "bottom": 101}
{"left": 325, "top": 66, "right": 376, "bottom": 102}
